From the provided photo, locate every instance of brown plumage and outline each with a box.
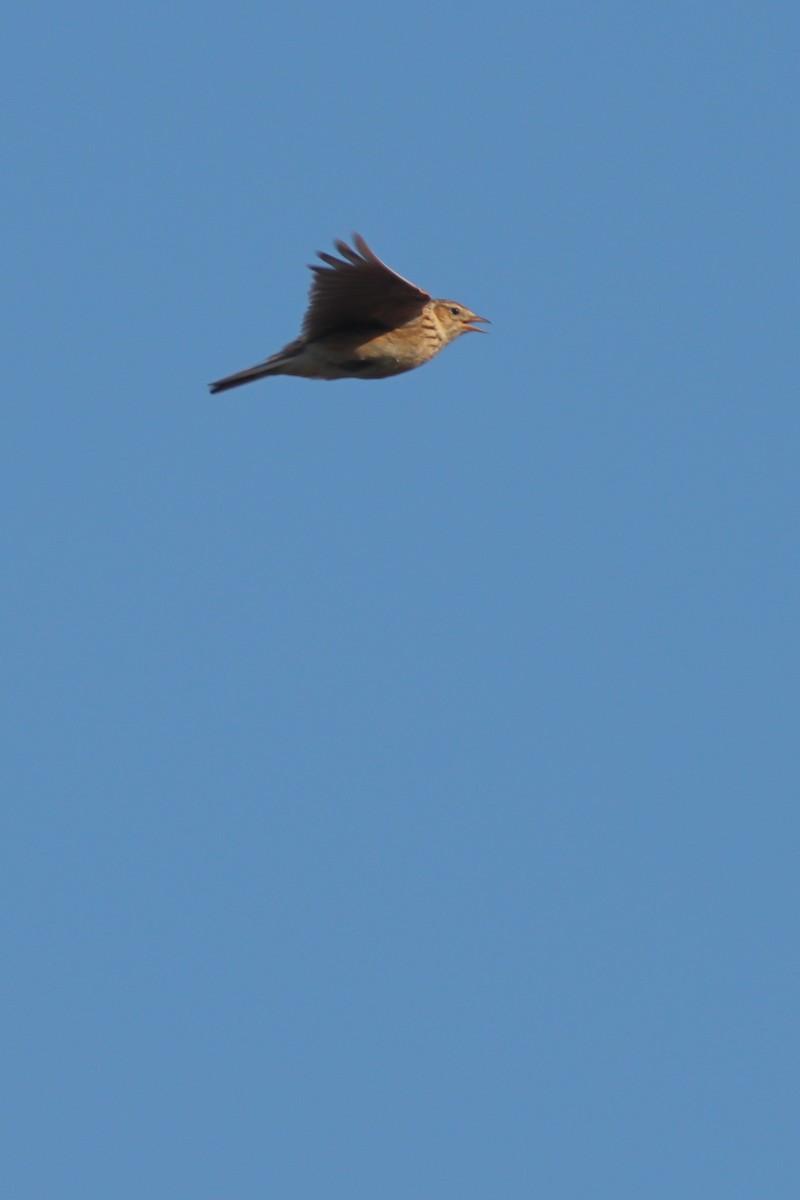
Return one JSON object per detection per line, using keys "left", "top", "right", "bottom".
{"left": 208, "top": 234, "right": 489, "bottom": 392}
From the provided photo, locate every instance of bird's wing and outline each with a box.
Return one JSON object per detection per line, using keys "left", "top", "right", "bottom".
{"left": 302, "top": 234, "right": 431, "bottom": 340}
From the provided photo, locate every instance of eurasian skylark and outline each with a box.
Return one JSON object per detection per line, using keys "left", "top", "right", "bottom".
{"left": 209, "top": 234, "right": 489, "bottom": 392}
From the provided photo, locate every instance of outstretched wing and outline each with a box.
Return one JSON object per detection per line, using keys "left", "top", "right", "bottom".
{"left": 302, "top": 234, "right": 430, "bottom": 340}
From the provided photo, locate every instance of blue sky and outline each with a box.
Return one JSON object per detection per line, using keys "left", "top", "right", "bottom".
{"left": 4, "top": 2, "right": 798, "bottom": 1196}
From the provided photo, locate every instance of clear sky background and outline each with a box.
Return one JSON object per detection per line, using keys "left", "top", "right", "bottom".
{"left": 4, "top": 2, "right": 798, "bottom": 1196}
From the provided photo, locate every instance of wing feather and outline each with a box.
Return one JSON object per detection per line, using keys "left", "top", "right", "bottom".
{"left": 302, "top": 235, "right": 430, "bottom": 340}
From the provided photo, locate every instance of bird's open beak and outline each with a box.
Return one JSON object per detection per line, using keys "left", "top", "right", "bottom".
{"left": 464, "top": 315, "right": 491, "bottom": 333}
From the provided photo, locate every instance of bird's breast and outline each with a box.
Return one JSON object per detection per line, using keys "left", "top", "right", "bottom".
{"left": 312, "top": 320, "right": 444, "bottom": 378}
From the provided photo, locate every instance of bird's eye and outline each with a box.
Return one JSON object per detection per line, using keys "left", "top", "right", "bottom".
{"left": 450, "top": 306, "right": 461, "bottom": 315}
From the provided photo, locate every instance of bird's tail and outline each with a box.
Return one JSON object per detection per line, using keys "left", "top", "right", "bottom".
{"left": 208, "top": 361, "right": 280, "bottom": 394}
{"left": 208, "top": 341, "right": 303, "bottom": 393}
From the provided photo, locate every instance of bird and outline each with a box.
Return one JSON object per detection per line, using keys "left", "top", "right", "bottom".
{"left": 208, "top": 233, "right": 489, "bottom": 392}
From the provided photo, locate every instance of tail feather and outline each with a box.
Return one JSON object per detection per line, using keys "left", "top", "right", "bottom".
{"left": 208, "top": 341, "right": 303, "bottom": 393}
{"left": 208, "top": 360, "right": 279, "bottom": 394}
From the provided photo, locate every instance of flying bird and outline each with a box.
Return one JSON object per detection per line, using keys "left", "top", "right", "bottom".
{"left": 208, "top": 234, "right": 489, "bottom": 392}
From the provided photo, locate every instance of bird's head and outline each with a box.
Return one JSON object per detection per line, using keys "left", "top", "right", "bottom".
{"left": 432, "top": 300, "right": 491, "bottom": 343}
